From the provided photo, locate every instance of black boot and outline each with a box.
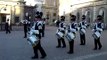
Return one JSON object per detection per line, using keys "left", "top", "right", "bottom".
{"left": 40, "top": 55, "right": 47, "bottom": 59}
{"left": 61, "top": 38, "right": 66, "bottom": 48}
{"left": 67, "top": 51, "right": 73, "bottom": 54}
{"left": 31, "top": 56, "right": 38, "bottom": 59}
{"left": 56, "top": 39, "right": 61, "bottom": 48}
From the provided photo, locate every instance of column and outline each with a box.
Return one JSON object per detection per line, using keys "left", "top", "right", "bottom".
{"left": 20, "top": 3, "right": 24, "bottom": 22}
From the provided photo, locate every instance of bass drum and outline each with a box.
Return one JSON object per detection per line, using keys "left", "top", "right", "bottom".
{"left": 27, "top": 35, "right": 39, "bottom": 47}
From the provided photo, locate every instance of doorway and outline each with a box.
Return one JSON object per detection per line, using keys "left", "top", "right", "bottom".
{"left": 1, "top": 14, "right": 6, "bottom": 23}
{"left": 0, "top": 14, "right": 6, "bottom": 30}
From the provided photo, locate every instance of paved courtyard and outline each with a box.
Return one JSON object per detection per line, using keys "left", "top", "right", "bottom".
{"left": 0, "top": 26, "right": 107, "bottom": 60}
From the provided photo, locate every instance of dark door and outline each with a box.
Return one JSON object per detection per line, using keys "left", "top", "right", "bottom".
{"left": 1, "top": 14, "right": 6, "bottom": 30}
{"left": 15, "top": 16, "right": 19, "bottom": 23}
{"left": 1, "top": 15, "right": 6, "bottom": 22}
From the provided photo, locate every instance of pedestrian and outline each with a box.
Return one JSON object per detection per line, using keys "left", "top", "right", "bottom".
{"left": 31, "top": 14, "right": 47, "bottom": 59}
{"left": 66, "top": 15, "right": 77, "bottom": 54}
{"left": 92, "top": 15, "right": 104, "bottom": 50}
{"left": 56, "top": 16, "right": 66, "bottom": 48}
{"left": 79, "top": 15, "right": 87, "bottom": 45}
{"left": 56, "top": 20, "right": 60, "bottom": 27}
{"left": 5, "top": 19, "right": 11, "bottom": 34}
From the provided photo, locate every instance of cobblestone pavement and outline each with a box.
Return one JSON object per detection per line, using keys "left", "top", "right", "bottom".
{"left": 0, "top": 26, "right": 107, "bottom": 60}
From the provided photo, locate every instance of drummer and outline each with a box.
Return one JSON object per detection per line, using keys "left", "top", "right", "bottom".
{"left": 79, "top": 15, "right": 87, "bottom": 45}
{"left": 56, "top": 16, "right": 66, "bottom": 48}
{"left": 31, "top": 12, "right": 47, "bottom": 59}
{"left": 92, "top": 15, "right": 104, "bottom": 50}
{"left": 66, "top": 15, "right": 77, "bottom": 54}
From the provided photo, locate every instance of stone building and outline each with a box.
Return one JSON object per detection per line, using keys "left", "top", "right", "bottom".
{"left": 71, "top": 0, "right": 107, "bottom": 28}
{"left": 42, "top": 0, "right": 59, "bottom": 25}
{"left": 0, "top": 0, "right": 25, "bottom": 25}
{"left": 59, "top": 0, "right": 107, "bottom": 28}
{"left": 24, "top": 5, "right": 36, "bottom": 22}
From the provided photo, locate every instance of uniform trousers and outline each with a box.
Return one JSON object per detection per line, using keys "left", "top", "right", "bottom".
{"left": 57, "top": 38, "right": 66, "bottom": 47}
{"left": 68, "top": 40, "right": 74, "bottom": 53}
{"left": 80, "top": 33, "right": 86, "bottom": 45}
{"left": 33, "top": 40, "right": 46, "bottom": 58}
{"left": 94, "top": 38, "right": 102, "bottom": 49}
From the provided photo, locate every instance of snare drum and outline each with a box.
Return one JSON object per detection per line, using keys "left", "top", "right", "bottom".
{"left": 66, "top": 32, "right": 75, "bottom": 41}
{"left": 80, "top": 28, "right": 86, "bottom": 35}
{"left": 92, "top": 31, "right": 101, "bottom": 39}
{"left": 56, "top": 31, "right": 64, "bottom": 38}
{"left": 27, "top": 35, "right": 39, "bottom": 47}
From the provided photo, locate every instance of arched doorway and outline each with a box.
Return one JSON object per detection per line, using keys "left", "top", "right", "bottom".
{"left": 76, "top": 12, "right": 80, "bottom": 23}
{"left": 98, "top": 7, "right": 107, "bottom": 29}
{"left": 85, "top": 10, "right": 91, "bottom": 23}
{"left": 98, "top": 8, "right": 105, "bottom": 22}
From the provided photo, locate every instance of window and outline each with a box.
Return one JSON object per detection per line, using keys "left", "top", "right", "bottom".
{"left": 46, "top": 12, "right": 49, "bottom": 19}
{"left": 76, "top": 12, "right": 80, "bottom": 23}
{"left": 53, "top": 13, "right": 56, "bottom": 17}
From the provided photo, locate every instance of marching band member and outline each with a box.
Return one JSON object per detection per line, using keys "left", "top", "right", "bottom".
{"left": 34, "top": 12, "right": 44, "bottom": 37}
{"left": 56, "top": 16, "right": 66, "bottom": 48}
{"left": 66, "top": 15, "right": 77, "bottom": 54}
{"left": 29, "top": 13, "right": 47, "bottom": 59}
{"left": 36, "top": 20, "right": 44, "bottom": 37}
{"left": 92, "top": 15, "right": 104, "bottom": 50}
{"left": 79, "top": 15, "right": 87, "bottom": 45}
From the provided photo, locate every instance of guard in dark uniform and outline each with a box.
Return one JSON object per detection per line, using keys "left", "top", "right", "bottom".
{"left": 25, "top": 13, "right": 31, "bottom": 31}
{"left": 79, "top": 15, "right": 87, "bottom": 45}
{"left": 66, "top": 15, "right": 77, "bottom": 54}
{"left": 56, "top": 16, "right": 66, "bottom": 48}
{"left": 42, "top": 18, "right": 46, "bottom": 37}
{"left": 5, "top": 19, "right": 11, "bottom": 34}
{"left": 92, "top": 15, "right": 104, "bottom": 50}
{"left": 23, "top": 20, "right": 28, "bottom": 38}
{"left": 31, "top": 15, "right": 47, "bottom": 59}
{"left": 27, "top": 21, "right": 31, "bottom": 31}
{"left": 39, "top": 12, "right": 45, "bottom": 37}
